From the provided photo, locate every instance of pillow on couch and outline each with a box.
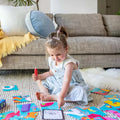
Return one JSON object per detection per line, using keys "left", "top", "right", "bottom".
{"left": 25, "top": 10, "right": 55, "bottom": 38}
{"left": 55, "top": 14, "right": 107, "bottom": 36}
{"left": 103, "top": 15, "right": 120, "bottom": 36}
{"left": 0, "top": 5, "right": 36, "bottom": 36}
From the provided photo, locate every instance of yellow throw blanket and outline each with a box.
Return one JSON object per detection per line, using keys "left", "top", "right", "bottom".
{"left": 0, "top": 29, "right": 38, "bottom": 67}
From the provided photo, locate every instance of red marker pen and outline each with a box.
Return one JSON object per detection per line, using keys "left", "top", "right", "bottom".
{"left": 34, "top": 67, "right": 38, "bottom": 76}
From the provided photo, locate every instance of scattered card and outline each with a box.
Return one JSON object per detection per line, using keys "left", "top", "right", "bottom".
{"left": 77, "top": 106, "right": 106, "bottom": 116}
{"left": 104, "top": 94, "right": 120, "bottom": 100}
{"left": 40, "top": 102, "right": 61, "bottom": 111}
{"left": 91, "top": 88, "right": 110, "bottom": 95}
{"left": 100, "top": 104, "right": 119, "bottom": 111}
{"left": 65, "top": 107, "right": 86, "bottom": 119}
{"left": 13, "top": 95, "right": 32, "bottom": 103}
{"left": 104, "top": 99, "right": 120, "bottom": 109}
{"left": 16, "top": 103, "right": 40, "bottom": 119}
{"left": 87, "top": 114, "right": 117, "bottom": 120}
{"left": 2, "top": 85, "right": 18, "bottom": 91}
{"left": 17, "top": 103, "right": 40, "bottom": 113}
{"left": 0, "top": 111, "right": 20, "bottom": 120}
{"left": 42, "top": 109, "right": 64, "bottom": 120}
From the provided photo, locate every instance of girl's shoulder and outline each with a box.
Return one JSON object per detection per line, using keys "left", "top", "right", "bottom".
{"left": 63, "top": 55, "right": 79, "bottom": 68}
{"left": 48, "top": 57, "right": 53, "bottom": 66}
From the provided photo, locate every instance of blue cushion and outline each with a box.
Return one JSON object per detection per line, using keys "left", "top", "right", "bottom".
{"left": 25, "top": 11, "right": 55, "bottom": 38}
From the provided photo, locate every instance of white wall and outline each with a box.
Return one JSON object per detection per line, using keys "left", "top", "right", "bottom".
{"left": 38, "top": 0, "right": 50, "bottom": 13}
{"left": 50, "top": 0, "right": 98, "bottom": 13}
{"left": 0, "top": 0, "right": 50, "bottom": 13}
{"left": 0, "top": 0, "right": 98, "bottom": 13}
{"left": 0, "top": 0, "right": 9, "bottom": 5}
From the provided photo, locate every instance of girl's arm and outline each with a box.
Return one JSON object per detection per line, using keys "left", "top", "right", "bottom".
{"left": 58, "top": 62, "right": 75, "bottom": 107}
{"left": 32, "top": 70, "right": 53, "bottom": 81}
{"left": 38, "top": 70, "right": 53, "bottom": 80}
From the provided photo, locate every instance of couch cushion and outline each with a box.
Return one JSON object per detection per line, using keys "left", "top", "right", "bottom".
{"left": 13, "top": 38, "right": 47, "bottom": 55}
{"left": 103, "top": 15, "right": 120, "bottom": 36}
{"left": 12, "top": 36, "right": 120, "bottom": 55}
{"left": 54, "top": 14, "right": 107, "bottom": 37}
{"left": 67, "top": 37, "right": 120, "bottom": 54}
{"left": 25, "top": 11, "right": 55, "bottom": 38}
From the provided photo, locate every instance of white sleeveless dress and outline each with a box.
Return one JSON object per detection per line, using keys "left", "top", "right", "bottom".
{"left": 42, "top": 55, "right": 92, "bottom": 105}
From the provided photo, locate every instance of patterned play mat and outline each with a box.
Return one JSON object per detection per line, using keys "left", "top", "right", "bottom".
{"left": 0, "top": 68, "right": 120, "bottom": 120}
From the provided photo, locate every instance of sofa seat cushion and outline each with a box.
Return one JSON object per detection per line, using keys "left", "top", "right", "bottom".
{"left": 68, "top": 36, "right": 120, "bottom": 54}
{"left": 12, "top": 38, "right": 47, "bottom": 55}
{"left": 12, "top": 36, "right": 120, "bottom": 55}
{"left": 55, "top": 14, "right": 107, "bottom": 37}
{"left": 103, "top": 15, "right": 120, "bottom": 37}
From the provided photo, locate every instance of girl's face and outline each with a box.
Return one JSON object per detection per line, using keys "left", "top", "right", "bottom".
{"left": 47, "top": 46, "right": 67, "bottom": 63}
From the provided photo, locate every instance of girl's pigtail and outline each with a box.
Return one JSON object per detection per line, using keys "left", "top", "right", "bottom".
{"left": 57, "top": 26, "right": 68, "bottom": 38}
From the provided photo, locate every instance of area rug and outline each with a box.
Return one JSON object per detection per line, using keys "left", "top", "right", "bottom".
{"left": 0, "top": 68, "right": 120, "bottom": 120}
{"left": 81, "top": 67, "right": 120, "bottom": 91}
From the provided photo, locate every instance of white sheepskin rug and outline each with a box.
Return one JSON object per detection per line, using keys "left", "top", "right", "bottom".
{"left": 80, "top": 68, "right": 120, "bottom": 91}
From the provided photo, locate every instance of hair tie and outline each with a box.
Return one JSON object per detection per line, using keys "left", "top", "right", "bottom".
{"left": 53, "top": 37, "right": 60, "bottom": 40}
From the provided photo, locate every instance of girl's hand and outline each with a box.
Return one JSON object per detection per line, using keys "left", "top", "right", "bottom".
{"left": 32, "top": 73, "right": 39, "bottom": 81}
{"left": 32, "top": 74, "right": 44, "bottom": 81}
{"left": 57, "top": 96, "right": 65, "bottom": 109}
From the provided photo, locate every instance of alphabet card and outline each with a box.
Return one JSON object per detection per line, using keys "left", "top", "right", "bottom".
{"left": 16, "top": 103, "right": 40, "bottom": 119}
{"left": 40, "top": 102, "right": 61, "bottom": 111}
{"left": 2, "top": 85, "right": 18, "bottom": 91}
{"left": 0, "top": 111, "right": 20, "bottom": 120}
{"left": 85, "top": 114, "right": 117, "bottom": 120}
{"left": 13, "top": 95, "right": 32, "bottom": 103}
{"left": 104, "top": 94, "right": 120, "bottom": 101}
{"left": 104, "top": 99, "right": 120, "bottom": 109}
{"left": 65, "top": 107, "right": 86, "bottom": 119}
{"left": 17, "top": 103, "right": 40, "bottom": 113}
{"left": 91, "top": 88, "right": 110, "bottom": 95}
{"left": 76, "top": 106, "right": 106, "bottom": 116}
{"left": 100, "top": 104, "right": 119, "bottom": 111}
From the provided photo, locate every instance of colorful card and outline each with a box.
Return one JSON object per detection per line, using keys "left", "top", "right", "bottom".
{"left": 17, "top": 103, "right": 40, "bottom": 113}
{"left": 104, "top": 99, "right": 120, "bottom": 109}
{"left": 13, "top": 95, "right": 32, "bottom": 103}
{"left": 16, "top": 103, "right": 40, "bottom": 119}
{"left": 0, "top": 111, "right": 20, "bottom": 120}
{"left": 104, "top": 94, "right": 120, "bottom": 100}
{"left": 2, "top": 85, "right": 18, "bottom": 91}
{"left": 100, "top": 104, "right": 119, "bottom": 111}
{"left": 42, "top": 109, "right": 64, "bottom": 120}
{"left": 40, "top": 102, "right": 61, "bottom": 111}
{"left": 65, "top": 107, "right": 86, "bottom": 119}
{"left": 0, "top": 111, "right": 38, "bottom": 120}
{"left": 81, "top": 116, "right": 104, "bottom": 120}
{"left": 84, "top": 114, "right": 117, "bottom": 120}
{"left": 101, "top": 104, "right": 120, "bottom": 118}
{"left": 0, "top": 99, "right": 6, "bottom": 110}
{"left": 77, "top": 106, "right": 106, "bottom": 116}
{"left": 91, "top": 88, "right": 110, "bottom": 95}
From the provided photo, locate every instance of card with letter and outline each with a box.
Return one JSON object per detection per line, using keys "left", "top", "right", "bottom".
{"left": 42, "top": 109, "right": 64, "bottom": 120}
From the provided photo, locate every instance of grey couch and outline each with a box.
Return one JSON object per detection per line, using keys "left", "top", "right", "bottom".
{"left": 1, "top": 14, "right": 120, "bottom": 70}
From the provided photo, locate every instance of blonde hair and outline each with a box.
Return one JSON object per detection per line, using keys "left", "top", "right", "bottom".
{"left": 45, "top": 26, "right": 68, "bottom": 49}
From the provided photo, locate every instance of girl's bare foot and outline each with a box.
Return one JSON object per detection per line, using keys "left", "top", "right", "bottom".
{"left": 36, "top": 92, "right": 57, "bottom": 101}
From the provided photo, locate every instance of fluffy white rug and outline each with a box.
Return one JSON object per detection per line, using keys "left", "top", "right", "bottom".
{"left": 80, "top": 68, "right": 120, "bottom": 91}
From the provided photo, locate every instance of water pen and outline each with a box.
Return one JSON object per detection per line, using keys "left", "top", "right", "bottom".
{"left": 34, "top": 67, "right": 38, "bottom": 76}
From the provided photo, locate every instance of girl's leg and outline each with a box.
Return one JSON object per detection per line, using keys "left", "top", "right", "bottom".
{"left": 36, "top": 80, "right": 49, "bottom": 93}
{"left": 36, "top": 93, "right": 58, "bottom": 101}
{"left": 35, "top": 80, "right": 50, "bottom": 100}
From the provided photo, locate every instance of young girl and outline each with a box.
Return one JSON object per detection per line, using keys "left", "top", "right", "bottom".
{"left": 32, "top": 26, "right": 92, "bottom": 108}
